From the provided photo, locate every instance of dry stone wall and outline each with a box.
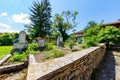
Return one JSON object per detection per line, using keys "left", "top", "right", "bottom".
{"left": 27, "top": 43, "right": 106, "bottom": 80}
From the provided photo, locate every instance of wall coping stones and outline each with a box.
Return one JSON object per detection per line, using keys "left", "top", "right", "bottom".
{"left": 0, "top": 60, "right": 28, "bottom": 74}
{"left": 27, "top": 43, "right": 106, "bottom": 80}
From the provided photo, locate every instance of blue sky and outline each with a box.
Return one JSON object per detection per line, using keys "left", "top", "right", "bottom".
{"left": 0, "top": 0, "right": 120, "bottom": 33}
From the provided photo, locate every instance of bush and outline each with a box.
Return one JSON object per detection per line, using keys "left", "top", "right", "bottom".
{"left": 80, "top": 43, "right": 88, "bottom": 49}
{"left": 28, "top": 43, "right": 38, "bottom": 51}
{"left": 45, "top": 49, "right": 65, "bottom": 58}
{"left": 9, "top": 52, "right": 28, "bottom": 62}
{"left": 85, "top": 36, "right": 98, "bottom": 47}
{"left": 45, "top": 42, "right": 56, "bottom": 51}
{"left": 0, "top": 33, "right": 18, "bottom": 46}
{"left": 98, "top": 26, "right": 120, "bottom": 46}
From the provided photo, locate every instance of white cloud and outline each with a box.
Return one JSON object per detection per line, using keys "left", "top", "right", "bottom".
{"left": 0, "top": 12, "right": 8, "bottom": 17}
{"left": 12, "top": 13, "right": 31, "bottom": 24}
{"left": 0, "top": 22, "right": 11, "bottom": 29}
{"left": 0, "top": 29, "right": 19, "bottom": 33}
{"left": 0, "top": 22, "right": 19, "bottom": 33}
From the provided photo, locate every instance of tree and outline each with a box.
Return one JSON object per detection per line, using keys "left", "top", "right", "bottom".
{"left": 84, "top": 21, "right": 102, "bottom": 47}
{"left": 28, "top": 0, "right": 52, "bottom": 38}
{"left": 0, "top": 33, "right": 18, "bottom": 46}
{"left": 52, "top": 11, "right": 78, "bottom": 41}
{"left": 84, "top": 22, "right": 101, "bottom": 37}
{"left": 98, "top": 26, "right": 120, "bottom": 46}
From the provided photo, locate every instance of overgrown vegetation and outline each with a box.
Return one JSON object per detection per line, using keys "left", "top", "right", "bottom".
{"left": 45, "top": 49, "right": 65, "bottom": 58}
{"left": 9, "top": 52, "right": 28, "bottom": 62}
{"left": 98, "top": 26, "right": 120, "bottom": 46}
{"left": 0, "top": 33, "right": 18, "bottom": 46}
{"left": 84, "top": 21, "right": 102, "bottom": 48}
{"left": 84, "top": 21, "right": 120, "bottom": 48}
{"left": 8, "top": 52, "right": 28, "bottom": 63}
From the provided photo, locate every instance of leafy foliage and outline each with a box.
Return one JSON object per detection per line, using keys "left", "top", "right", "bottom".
{"left": 85, "top": 36, "right": 98, "bottom": 47}
{"left": 28, "top": 43, "right": 38, "bottom": 51}
{"left": 98, "top": 26, "right": 120, "bottom": 45}
{"left": 52, "top": 11, "right": 78, "bottom": 41}
{"left": 28, "top": 0, "right": 52, "bottom": 38}
{"left": 0, "top": 33, "right": 18, "bottom": 46}
{"left": 27, "top": 43, "right": 40, "bottom": 54}
{"left": 9, "top": 52, "right": 28, "bottom": 62}
{"left": 45, "top": 42, "right": 56, "bottom": 51}
{"left": 84, "top": 21, "right": 101, "bottom": 47}
{"left": 84, "top": 21, "right": 101, "bottom": 37}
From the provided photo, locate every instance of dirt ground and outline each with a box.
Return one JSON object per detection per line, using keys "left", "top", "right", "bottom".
{"left": 0, "top": 68, "right": 27, "bottom": 80}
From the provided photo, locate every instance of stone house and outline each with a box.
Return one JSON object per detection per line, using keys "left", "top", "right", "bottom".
{"left": 101, "top": 19, "right": 120, "bottom": 28}
{"left": 74, "top": 30, "right": 84, "bottom": 43}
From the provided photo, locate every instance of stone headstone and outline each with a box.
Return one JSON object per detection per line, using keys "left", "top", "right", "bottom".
{"left": 38, "top": 40, "right": 45, "bottom": 47}
{"left": 57, "top": 36, "right": 63, "bottom": 47}
{"left": 82, "top": 37, "right": 85, "bottom": 43}
{"left": 13, "top": 31, "right": 27, "bottom": 50}
{"left": 32, "top": 40, "right": 36, "bottom": 43}
{"left": 19, "top": 31, "right": 26, "bottom": 43}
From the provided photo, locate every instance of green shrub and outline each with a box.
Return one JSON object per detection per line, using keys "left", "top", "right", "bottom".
{"left": 45, "top": 42, "right": 56, "bottom": 51}
{"left": 0, "top": 33, "right": 18, "bottom": 46}
{"left": 80, "top": 43, "right": 88, "bottom": 49}
{"left": 28, "top": 43, "right": 38, "bottom": 51}
{"left": 98, "top": 26, "right": 120, "bottom": 46}
{"left": 72, "top": 47, "right": 79, "bottom": 52}
{"left": 85, "top": 36, "right": 98, "bottom": 47}
{"left": 9, "top": 52, "right": 28, "bottom": 62}
{"left": 45, "top": 49, "right": 65, "bottom": 58}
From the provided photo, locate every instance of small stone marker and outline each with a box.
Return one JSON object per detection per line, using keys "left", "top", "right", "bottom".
{"left": 38, "top": 39, "right": 45, "bottom": 47}
{"left": 57, "top": 36, "right": 63, "bottom": 47}
{"left": 32, "top": 40, "right": 36, "bottom": 43}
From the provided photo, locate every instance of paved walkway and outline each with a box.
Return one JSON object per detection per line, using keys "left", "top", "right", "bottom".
{"left": 96, "top": 49, "right": 120, "bottom": 80}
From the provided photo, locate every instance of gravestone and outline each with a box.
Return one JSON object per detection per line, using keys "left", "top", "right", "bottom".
{"left": 57, "top": 36, "right": 63, "bottom": 47}
{"left": 13, "top": 31, "right": 28, "bottom": 50}
{"left": 38, "top": 39, "right": 45, "bottom": 47}
{"left": 32, "top": 40, "right": 36, "bottom": 43}
{"left": 19, "top": 31, "right": 26, "bottom": 43}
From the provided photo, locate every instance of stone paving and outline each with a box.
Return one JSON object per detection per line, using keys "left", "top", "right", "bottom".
{"left": 96, "top": 49, "right": 120, "bottom": 80}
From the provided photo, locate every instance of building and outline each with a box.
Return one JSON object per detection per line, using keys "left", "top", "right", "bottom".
{"left": 101, "top": 19, "right": 120, "bottom": 28}
{"left": 74, "top": 30, "right": 84, "bottom": 43}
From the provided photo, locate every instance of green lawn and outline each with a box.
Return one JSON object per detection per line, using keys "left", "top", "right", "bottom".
{"left": 0, "top": 46, "right": 12, "bottom": 59}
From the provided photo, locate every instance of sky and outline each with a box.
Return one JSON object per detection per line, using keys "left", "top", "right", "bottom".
{"left": 0, "top": 0, "right": 120, "bottom": 33}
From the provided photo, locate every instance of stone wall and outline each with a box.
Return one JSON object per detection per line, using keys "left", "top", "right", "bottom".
{"left": 0, "top": 60, "right": 28, "bottom": 74}
{"left": 27, "top": 43, "right": 106, "bottom": 80}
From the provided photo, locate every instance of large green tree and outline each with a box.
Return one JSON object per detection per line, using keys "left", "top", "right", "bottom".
{"left": 84, "top": 21, "right": 102, "bottom": 47}
{"left": 28, "top": 0, "right": 52, "bottom": 38}
{"left": 52, "top": 11, "right": 78, "bottom": 41}
{"left": 0, "top": 33, "right": 18, "bottom": 46}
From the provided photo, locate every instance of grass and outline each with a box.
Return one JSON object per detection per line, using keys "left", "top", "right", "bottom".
{"left": 45, "top": 49, "right": 65, "bottom": 58}
{"left": 0, "top": 46, "right": 12, "bottom": 59}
